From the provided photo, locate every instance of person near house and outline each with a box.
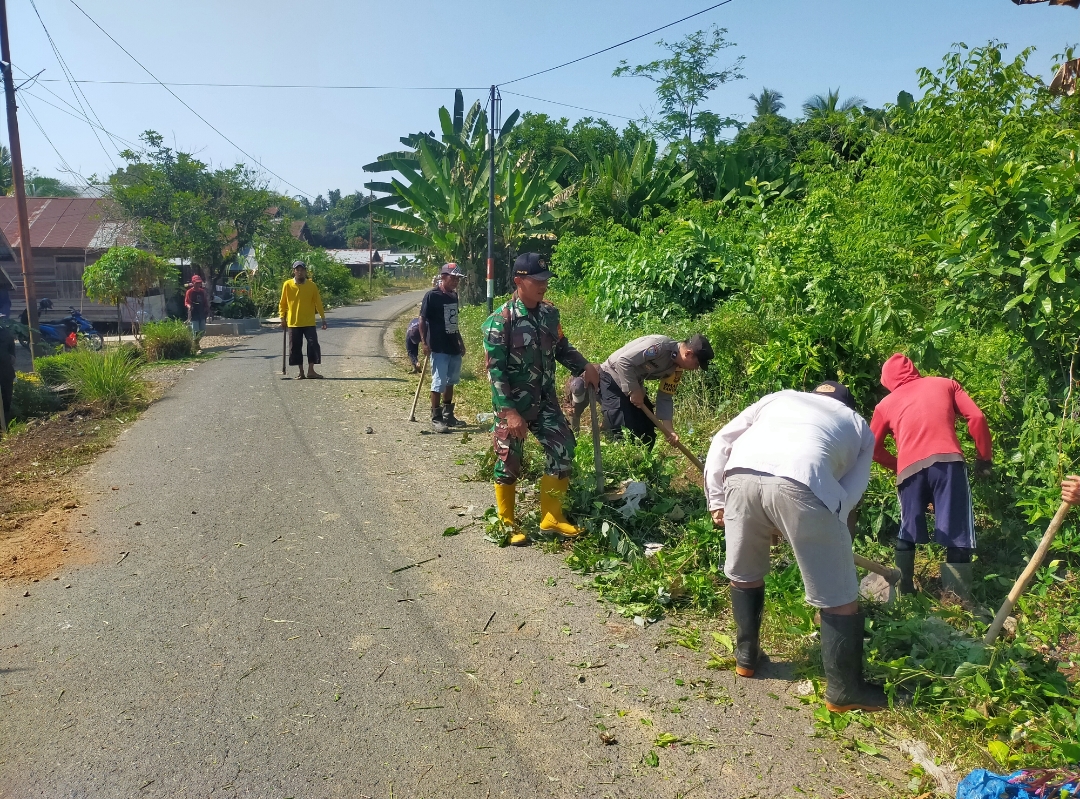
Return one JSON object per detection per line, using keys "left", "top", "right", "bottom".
{"left": 279, "top": 260, "right": 327, "bottom": 380}
{"left": 0, "top": 322, "right": 14, "bottom": 424}
{"left": 420, "top": 263, "right": 466, "bottom": 431}
{"left": 405, "top": 317, "right": 423, "bottom": 372}
{"left": 705, "top": 381, "right": 886, "bottom": 712}
{"left": 869, "top": 353, "right": 992, "bottom": 603}
{"left": 185, "top": 276, "right": 210, "bottom": 337}
{"left": 599, "top": 333, "right": 714, "bottom": 447}
{"left": 482, "top": 252, "right": 600, "bottom": 546}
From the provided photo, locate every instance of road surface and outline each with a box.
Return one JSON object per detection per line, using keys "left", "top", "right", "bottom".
{"left": 0, "top": 291, "right": 906, "bottom": 798}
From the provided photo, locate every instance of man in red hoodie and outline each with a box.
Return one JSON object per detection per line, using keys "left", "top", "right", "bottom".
{"left": 870, "top": 354, "right": 992, "bottom": 603}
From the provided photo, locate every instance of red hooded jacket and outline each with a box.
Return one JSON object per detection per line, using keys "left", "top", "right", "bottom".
{"left": 869, "top": 354, "right": 992, "bottom": 481}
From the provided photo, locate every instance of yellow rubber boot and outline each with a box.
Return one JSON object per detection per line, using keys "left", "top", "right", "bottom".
{"left": 495, "top": 483, "right": 526, "bottom": 546}
{"left": 539, "top": 475, "right": 581, "bottom": 538}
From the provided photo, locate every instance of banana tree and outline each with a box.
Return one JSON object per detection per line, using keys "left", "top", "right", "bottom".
{"left": 575, "top": 138, "right": 695, "bottom": 228}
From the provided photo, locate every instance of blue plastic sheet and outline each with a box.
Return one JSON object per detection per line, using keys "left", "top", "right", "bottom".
{"left": 956, "top": 769, "right": 1077, "bottom": 799}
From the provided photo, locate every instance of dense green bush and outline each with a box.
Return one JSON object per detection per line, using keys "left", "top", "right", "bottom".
{"left": 34, "top": 353, "right": 79, "bottom": 387}
{"left": 141, "top": 319, "right": 195, "bottom": 361}
{"left": 61, "top": 348, "right": 146, "bottom": 413}
{"left": 10, "top": 372, "right": 62, "bottom": 420}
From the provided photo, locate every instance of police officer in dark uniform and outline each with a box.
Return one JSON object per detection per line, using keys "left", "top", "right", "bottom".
{"left": 599, "top": 333, "right": 713, "bottom": 446}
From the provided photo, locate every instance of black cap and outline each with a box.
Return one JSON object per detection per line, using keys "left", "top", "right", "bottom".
{"left": 812, "top": 380, "right": 857, "bottom": 412}
{"left": 513, "top": 253, "right": 552, "bottom": 280}
{"left": 291, "top": 260, "right": 307, "bottom": 270}
{"left": 440, "top": 262, "right": 465, "bottom": 277}
{"left": 686, "top": 333, "right": 713, "bottom": 371}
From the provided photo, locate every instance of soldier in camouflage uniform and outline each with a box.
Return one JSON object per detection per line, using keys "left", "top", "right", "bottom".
{"left": 600, "top": 333, "right": 714, "bottom": 447}
{"left": 483, "top": 253, "right": 600, "bottom": 546}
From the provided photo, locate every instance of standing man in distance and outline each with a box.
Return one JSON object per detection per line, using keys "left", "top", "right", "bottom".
{"left": 483, "top": 253, "right": 600, "bottom": 546}
{"left": 600, "top": 333, "right": 714, "bottom": 447}
{"left": 279, "top": 260, "right": 327, "bottom": 380}
{"left": 705, "top": 381, "right": 886, "bottom": 712}
{"left": 420, "top": 263, "right": 466, "bottom": 432}
{"left": 869, "top": 354, "right": 992, "bottom": 602}
{"left": 185, "top": 275, "right": 210, "bottom": 342}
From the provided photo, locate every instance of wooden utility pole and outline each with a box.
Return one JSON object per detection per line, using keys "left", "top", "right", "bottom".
{"left": 486, "top": 85, "right": 496, "bottom": 314}
{"left": 0, "top": 0, "right": 38, "bottom": 368}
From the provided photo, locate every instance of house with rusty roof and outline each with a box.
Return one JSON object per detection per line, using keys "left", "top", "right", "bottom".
{"left": 0, "top": 197, "right": 136, "bottom": 322}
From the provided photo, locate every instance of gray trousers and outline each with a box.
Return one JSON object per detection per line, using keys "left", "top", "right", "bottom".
{"left": 723, "top": 471, "right": 858, "bottom": 608}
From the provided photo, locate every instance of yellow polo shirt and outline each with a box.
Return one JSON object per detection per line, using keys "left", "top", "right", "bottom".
{"left": 279, "top": 279, "right": 325, "bottom": 328}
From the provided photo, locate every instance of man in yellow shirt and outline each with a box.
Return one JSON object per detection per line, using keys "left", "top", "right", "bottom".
{"left": 279, "top": 260, "right": 327, "bottom": 379}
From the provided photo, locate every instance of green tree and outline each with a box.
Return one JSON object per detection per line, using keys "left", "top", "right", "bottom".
{"left": 749, "top": 88, "right": 785, "bottom": 119}
{"left": 802, "top": 88, "right": 866, "bottom": 118}
{"left": 107, "top": 131, "right": 273, "bottom": 287}
{"left": 0, "top": 146, "right": 11, "bottom": 194}
{"left": 613, "top": 26, "right": 744, "bottom": 144}
{"left": 24, "top": 171, "right": 79, "bottom": 197}
{"left": 83, "top": 245, "right": 177, "bottom": 338}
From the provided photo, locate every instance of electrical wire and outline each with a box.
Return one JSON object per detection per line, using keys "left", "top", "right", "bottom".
{"left": 39, "top": 79, "right": 489, "bottom": 91}
{"left": 500, "top": 91, "right": 634, "bottom": 121}
{"left": 499, "top": 0, "right": 736, "bottom": 86}
{"left": 29, "top": 0, "right": 118, "bottom": 167}
{"left": 65, "top": 0, "right": 315, "bottom": 198}
{"left": 18, "top": 94, "right": 96, "bottom": 191}
{"left": 17, "top": 78, "right": 145, "bottom": 153}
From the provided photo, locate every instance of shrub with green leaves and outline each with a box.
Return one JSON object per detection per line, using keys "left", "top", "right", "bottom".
{"left": 34, "top": 352, "right": 79, "bottom": 387}
{"left": 60, "top": 348, "right": 146, "bottom": 413}
{"left": 141, "top": 319, "right": 195, "bottom": 361}
{"left": 10, "top": 372, "right": 63, "bottom": 420}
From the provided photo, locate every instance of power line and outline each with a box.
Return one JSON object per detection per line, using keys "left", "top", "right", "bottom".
{"left": 65, "top": 0, "right": 315, "bottom": 198}
{"left": 499, "top": 0, "right": 736, "bottom": 86}
{"left": 28, "top": 0, "right": 118, "bottom": 167}
{"left": 18, "top": 81, "right": 144, "bottom": 153}
{"left": 18, "top": 94, "right": 95, "bottom": 190}
{"left": 39, "top": 79, "right": 489, "bottom": 91}
{"left": 501, "top": 90, "right": 634, "bottom": 121}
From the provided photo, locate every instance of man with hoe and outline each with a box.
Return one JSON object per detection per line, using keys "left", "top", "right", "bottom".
{"left": 279, "top": 260, "right": 327, "bottom": 380}
{"left": 599, "top": 333, "right": 714, "bottom": 447}
{"left": 420, "top": 263, "right": 467, "bottom": 432}
{"left": 869, "top": 353, "right": 992, "bottom": 603}
{"left": 705, "top": 381, "right": 887, "bottom": 713}
{"left": 483, "top": 253, "right": 600, "bottom": 546}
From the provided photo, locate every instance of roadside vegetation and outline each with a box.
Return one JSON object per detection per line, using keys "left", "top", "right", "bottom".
{"left": 407, "top": 37, "right": 1080, "bottom": 778}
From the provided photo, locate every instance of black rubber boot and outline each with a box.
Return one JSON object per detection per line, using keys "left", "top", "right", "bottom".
{"left": 443, "top": 403, "right": 465, "bottom": 427}
{"left": 730, "top": 585, "right": 765, "bottom": 677}
{"left": 431, "top": 407, "right": 448, "bottom": 433}
{"left": 820, "top": 611, "right": 887, "bottom": 713}
{"left": 895, "top": 547, "right": 917, "bottom": 595}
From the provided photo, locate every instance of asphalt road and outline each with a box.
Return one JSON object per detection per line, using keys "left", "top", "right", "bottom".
{"left": 0, "top": 291, "right": 908, "bottom": 798}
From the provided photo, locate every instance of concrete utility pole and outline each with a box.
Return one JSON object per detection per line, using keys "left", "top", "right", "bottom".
{"left": 0, "top": 0, "right": 38, "bottom": 368}
{"left": 486, "top": 85, "right": 497, "bottom": 314}
{"left": 367, "top": 186, "right": 373, "bottom": 294}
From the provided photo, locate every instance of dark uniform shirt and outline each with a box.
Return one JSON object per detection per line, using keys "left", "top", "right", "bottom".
{"left": 600, "top": 334, "right": 684, "bottom": 421}
{"left": 482, "top": 296, "right": 590, "bottom": 419}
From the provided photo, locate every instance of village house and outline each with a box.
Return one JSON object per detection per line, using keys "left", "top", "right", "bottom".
{"left": 0, "top": 197, "right": 136, "bottom": 323}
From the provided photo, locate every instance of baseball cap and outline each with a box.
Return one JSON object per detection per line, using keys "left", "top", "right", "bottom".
{"left": 191, "top": 275, "right": 203, "bottom": 283}
{"left": 812, "top": 380, "right": 857, "bottom": 412}
{"left": 291, "top": 260, "right": 307, "bottom": 270}
{"left": 440, "top": 263, "right": 465, "bottom": 277}
{"left": 513, "top": 252, "right": 552, "bottom": 280}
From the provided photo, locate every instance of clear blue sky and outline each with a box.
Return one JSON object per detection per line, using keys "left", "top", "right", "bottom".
{"left": 6, "top": 0, "right": 1076, "bottom": 199}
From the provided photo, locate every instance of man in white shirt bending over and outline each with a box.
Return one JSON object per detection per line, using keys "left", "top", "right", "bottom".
{"left": 704, "top": 381, "right": 887, "bottom": 713}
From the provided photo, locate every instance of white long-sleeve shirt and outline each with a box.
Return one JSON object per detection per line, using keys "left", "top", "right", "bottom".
{"left": 704, "top": 390, "right": 875, "bottom": 524}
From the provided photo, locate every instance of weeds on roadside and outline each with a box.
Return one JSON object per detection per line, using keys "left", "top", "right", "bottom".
{"left": 141, "top": 319, "right": 195, "bottom": 361}
{"left": 61, "top": 348, "right": 147, "bottom": 413}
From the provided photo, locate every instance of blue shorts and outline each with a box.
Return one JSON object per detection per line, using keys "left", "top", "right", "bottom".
{"left": 430, "top": 352, "right": 462, "bottom": 392}
{"left": 897, "top": 460, "right": 976, "bottom": 549}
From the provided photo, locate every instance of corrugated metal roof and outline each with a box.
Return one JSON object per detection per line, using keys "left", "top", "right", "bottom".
{"left": 0, "top": 197, "right": 131, "bottom": 250}
{"left": 326, "top": 249, "right": 416, "bottom": 265}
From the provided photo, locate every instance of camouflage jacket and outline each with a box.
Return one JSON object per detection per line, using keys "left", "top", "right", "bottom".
{"left": 482, "top": 296, "right": 590, "bottom": 419}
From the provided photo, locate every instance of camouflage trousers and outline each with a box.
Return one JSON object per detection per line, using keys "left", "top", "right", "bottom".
{"left": 493, "top": 400, "right": 576, "bottom": 484}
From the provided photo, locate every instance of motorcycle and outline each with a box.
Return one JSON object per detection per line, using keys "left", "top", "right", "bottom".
{"left": 17, "top": 299, "right": 104, "bottom": 352}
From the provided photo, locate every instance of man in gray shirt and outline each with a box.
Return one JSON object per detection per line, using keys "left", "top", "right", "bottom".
{"left": 599, "top": 333, "right": 713, "bottom": 446}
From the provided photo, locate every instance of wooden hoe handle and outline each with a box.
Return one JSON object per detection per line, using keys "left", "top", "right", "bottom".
{"left": 638, "top": 403, "right": 705, "bottom": 472}
{"left": 983, "top": 500, "right": 1071, "bottom": 646}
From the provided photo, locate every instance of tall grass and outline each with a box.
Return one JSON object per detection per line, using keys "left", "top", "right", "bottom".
{"left": 61, "top": 348, "right": 147, "bottom": 413}
{"left": 141, "top": 319, "right": 195, "bottom": 361}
